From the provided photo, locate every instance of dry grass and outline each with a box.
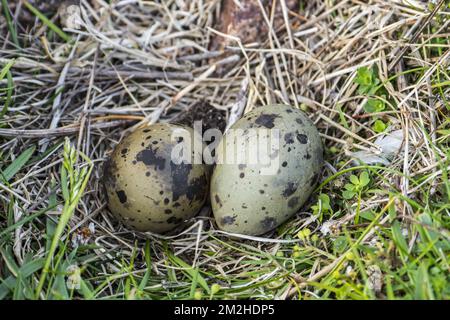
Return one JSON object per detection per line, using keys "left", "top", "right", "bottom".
{"left": 0, "top": 0, "right": 449, "bottom": 299}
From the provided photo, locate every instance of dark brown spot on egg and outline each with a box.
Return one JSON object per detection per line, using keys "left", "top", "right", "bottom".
{"left": 121, "top": 148, "right": 128, "bottom": 155}
{"left": 282, "top": 161, "right": 287, "bottom": 167}
{"left": 221, "top": 216, "right": 235, "bottom": 225}
{"left": 215, "top": 194, "right": 223, "bottom": 207}
{"left": 304, "top": 153, "right": 311, "bottom": 159}
{"left": 165, "top": 209, "right": 172, "bottom": 214}
{"left": 239, "top": 172, "right": 245, "bottom": 178}
{"left": 259, "top": 189, "right": 265, "bottom": 194}
{"left": 295, "top": 118, "right": 303, "bottom": 125}
{"left": 288, "top": 196, "right": 299, "bottom": 208}
{"left": 167, "top": 216, "right": 182, "bottom": 224}
{"left": 296, "top": 133, "right": 308, "bottom": 144}
{"left": 282, "top": 182, "right": 298, "bottom": 197}
{"left": 284, "top": 133, "right": 295, "bottom": 144}
{"left": 254, "top": 113, "right": 279, "bottom": 129}
{"left": 146, "top": 172, "right": 151, "bottom": 177}
{"left": 260, "top": 217, "right": 277, "bottom": 231}
{"left": 164, "top": 198, "right": 170, "bottom": 205}
{"left": 116, "top": 190, "right": 127, "bottom": 204}
{"left": 170, "top": 162, "right": 208, "bottom": 203}
{"left": 136, "top": 147, "right": 166, "bottom": 170}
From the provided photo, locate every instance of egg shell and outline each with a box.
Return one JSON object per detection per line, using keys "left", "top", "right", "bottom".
{"left": 103, "top": 123, "right": 209, "bottom": 233}
{"left": 210, "top": 104, "right": 323, "bottom": 236}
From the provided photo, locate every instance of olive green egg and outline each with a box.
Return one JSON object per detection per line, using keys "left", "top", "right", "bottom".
{"left": 210, "top": 104, "right": 323, "bottom": 236}
{"left": 103, "top": 123, "right": 209, "bottom": 233}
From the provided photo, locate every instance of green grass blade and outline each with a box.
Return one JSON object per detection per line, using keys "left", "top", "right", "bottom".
{"left": 168, "top": 252, "right": 211, "bottom": 294}
{"left": 0, "top": 205, "right": 55, "bottom": 239}
{"left": 0, "top": 59, "right": 14, "bottom": 80}
{"left": 0, "top": 69, "right": 13, "bottom": 119}
{"left": 0, "top": 59, "right": 14, "bottom": 119}
{"left": 20, "top": 258, "right": 46, "bottom": 278}
{"left": 0, "top": 145, "right": 36, "bottom": 182}
{"left": 0, "top": 276, "right": 15, "bottom": 299}
{"left": 391, "top": 220, "right": 409, "bottom": 256}
{"left": 414, "top": 262, "right": 434, "bottom": 300}
{"left": 1, "top": 0, "right": 20, "bottom": 48}
{"left": 22, "top": 0, "right": 71, "bottom": 42}
{"left": 138, "top": 241, "right": 152, "bottom": 293}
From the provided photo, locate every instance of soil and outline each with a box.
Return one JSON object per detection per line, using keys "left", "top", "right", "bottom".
{"left": 173, "top": 101, "right": 227, "bottom": 134}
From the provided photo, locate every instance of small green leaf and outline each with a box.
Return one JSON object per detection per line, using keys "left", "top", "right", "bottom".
{"left": 344, "top": 183, "right": 355, "bottom": 191}
{"left": 373, "top": 119, "right": 387, "bottom": 133}
{"left": 344, "top": 184, "right": 355, "bottom": 192}
{"left": 318, "top": 193, "right": 331, "bottom": 211}
{"left": 388, "top": 198, "right": 397, "bottom": 222}
{"left": 359, "top": 171, "right": 370, "bottom": 187}
{"left": 364, "top": 98, "right": 385, "bottom": 113}
{"left": 350, "top": 175, "right": 359, "bottom": 185}
{"left": 333, "top": 236, "right": 348, "bottom": 253}
{"left": 360, "top": 210, "right": 375, "bottom": 221}
{"left": 354, "top": 67, "right": 373, "bottom": 87}
{"left": 342, "top": 190, "right": 356, "bottom": 199}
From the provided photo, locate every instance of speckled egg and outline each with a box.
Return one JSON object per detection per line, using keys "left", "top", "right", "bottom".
{"left": 103, "top": 123, "right": 209, "bottom": 233}
{"left": 210, "top": 104, "right": 323, "bottom": 236}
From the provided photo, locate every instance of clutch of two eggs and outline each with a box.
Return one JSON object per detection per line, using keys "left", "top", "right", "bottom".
{"left": 103, "top": 105, "right": 323, "bottom": 236}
